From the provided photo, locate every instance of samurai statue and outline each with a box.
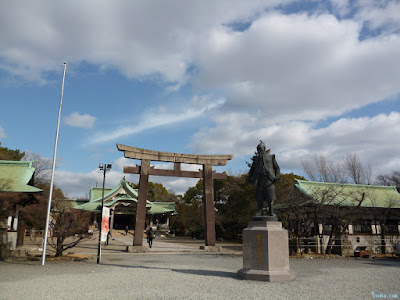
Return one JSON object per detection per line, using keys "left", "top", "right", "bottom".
{"left": 248, "top": 141, "right": 280, "bottom": 217}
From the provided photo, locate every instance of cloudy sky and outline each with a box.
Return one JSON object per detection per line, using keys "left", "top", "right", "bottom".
{"left": 1, "top": 0, "right": 399, "bottom": 197}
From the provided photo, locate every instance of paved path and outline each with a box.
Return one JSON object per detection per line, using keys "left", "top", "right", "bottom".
{"left": 17, "top": 232, "right": 242, "bottom": 257}
{"left": 113, "top": 235, "right": 207, "bottom": 252}
{"left": 1, "top": 251, "right": 400, "bottom": 300}
{"left": 3, "top": 234, "right": 400, "bottom": 299}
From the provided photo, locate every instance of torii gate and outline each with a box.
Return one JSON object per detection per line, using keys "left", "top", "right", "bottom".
{"left": 117, "top": 144, "right": 233, "bottom": 248}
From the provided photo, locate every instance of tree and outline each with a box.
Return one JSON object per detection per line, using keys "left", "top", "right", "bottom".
{"left": 375, "top": 178, "right": 400, "bottom": 253}
{"left": 344, "top": 153, "right": 372, "bottom": 184}
{"left": 35, "top": 182, "right": 65, "bottom": 202}
{"left": 172, "top": 180, "right": 205, "bottom": 238}
{"left": 21, "top": 197, "right": 92, "bottom": 257}
{"left": 0, "top": 191, "right": 17, "bottom": 259}
{"left": 129, "top": 181, "right": 178, "bottom": 202}
{"left": 306, "top": 185, "right": 351, "bottom": 254}
{"left": 0, "top": 142, "right": 25, "bottom": 161}
{"left": 214, "top": 174, "right": 257, "bottom": 240}
{"left": 0, "top": 142, "right": 25, "bottom": 259}
{"left": 300, "top": 153, "right": 396, "bottom": 254}
{"left": 172, "top": 174, "right": 256, "bottom": 240}
{"left": 20, "top": 151, "right": 86, "bottom": 257}
{"left": 302, "top": 153, "right": 372, "bottom": 184}
{"left": 22, "top": 151, "right": 53, "bottom": 185}
{"left": 21, "top": 151, "right": 65, "bottom": 208}
{"left": 0, "top": 191, "right": 35, "bottom": 260}
{"left": 377, "top": 171, "right": 400, "bottom": 188}
{"left": 0, "top": 145, "right": 26, "bottom": 227}
{"left": 274, "top": 173, "right": 309, "bottom": 227}
{"left": 174, "top": 171, "right": 310, "bottom": 241}
{"left": 0, "top": 192, "right": 20, "bottom": 237}
{"left": 275, "top": 173, "right": 307, "bottom": 205}
{"left": 272, "top": 173, "right": 313, "bottom": 254}
{"left": 302, "top": 154, "right": 346, "bottom": 183}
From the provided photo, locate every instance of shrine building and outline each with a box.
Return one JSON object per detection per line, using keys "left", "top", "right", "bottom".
{"left": 72, "top": 177, "right": 177, "bottom": 234}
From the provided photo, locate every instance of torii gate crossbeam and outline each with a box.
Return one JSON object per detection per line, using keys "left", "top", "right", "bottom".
{"left": 117, "top": 144, "right": 233, "bottom": 248}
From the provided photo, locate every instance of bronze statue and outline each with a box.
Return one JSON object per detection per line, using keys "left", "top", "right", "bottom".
{"left": 248, "top": 141, "right": 280, "bottom": 217}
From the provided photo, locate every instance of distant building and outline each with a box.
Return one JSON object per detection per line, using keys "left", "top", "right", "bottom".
{"left": 0, "top": 160, "right": 43, "bottom": 249}
{"left": 277, "top": 179, "right": 400, "bottom": 255}
{"left": 72, "top": 177, "right": 177, "bottom": 235}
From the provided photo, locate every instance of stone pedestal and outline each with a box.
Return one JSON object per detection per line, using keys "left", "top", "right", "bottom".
{"left": 199, "top": 245, "right": 222, "bottom": 252}
{"left": 0, "top": 223, "right": 10, "bottom": 260}
{"left": 126, "top": 245, "right": 147, "bottom": 253}
{"left": 238, "top": 218, "right": 295, "bottom": 282}
{"left": 7, "top": 231, "right": 17, "bottom": 250}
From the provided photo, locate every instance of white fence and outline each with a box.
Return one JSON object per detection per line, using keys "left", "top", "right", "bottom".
{"left": 289, "top": 235, "right": 400, "bottom": 257}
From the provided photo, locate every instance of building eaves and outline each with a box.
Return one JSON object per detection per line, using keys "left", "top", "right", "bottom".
{"left": 295, "top": 179, "right": 400, "bottom": 208}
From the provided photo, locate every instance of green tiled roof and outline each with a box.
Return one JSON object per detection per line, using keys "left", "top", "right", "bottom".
{"left": 89, "top": 187, "right": 113, "bottom": 201}
{"left": 295, "top": 179, "right": 400, "bottom": 208}
{"left": 74, "top": 178, "right": 164, "bottom": 212}
{"left": 0, "top": 160, "right": 42, "bottom": 193}
{"left": 75, "top": 201, "right": 102, "bottom": 212}
{"left": 148, "top": 202, "right": 178, "bottom": 215}
{"left": 89, "top": 178, "right": 141, "bottom": 202}
{"left": 74, "top": 178, "right": 176, "bottom": 215}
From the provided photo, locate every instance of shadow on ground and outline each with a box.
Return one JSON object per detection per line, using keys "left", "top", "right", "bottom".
{"left": 103, "top": 262, "right": 239, "bottom": 279}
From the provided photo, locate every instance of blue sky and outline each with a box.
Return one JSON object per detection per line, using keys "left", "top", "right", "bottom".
{"left": 1, "top": 0, "right": 399, "bottom": 197}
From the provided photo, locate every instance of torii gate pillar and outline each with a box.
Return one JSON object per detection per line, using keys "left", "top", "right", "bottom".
{"left": 203, "top": 163, "right": 216, "bottom": 246}
{"left": 117, "top": 144, "right": 233, "bottom": 248}
{"left": 134, "top": 159, "right": 150, "bottom": 247}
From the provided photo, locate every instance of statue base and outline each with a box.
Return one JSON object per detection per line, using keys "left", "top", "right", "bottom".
{"left": 126, "top": 246, "right": 147, "bottom": 253}
{"left": 237, "top": 220, "right": 295, "bottom": 282}
{"left": 199, "top": 245, "right": 223, "bottom": 252}
{"left": 252, "top": 215, "right": 278, "bottom": 222}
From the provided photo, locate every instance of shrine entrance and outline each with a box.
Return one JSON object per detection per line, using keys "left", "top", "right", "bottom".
{"left": 117, "top": 144, "right": 233, "bottom": 248}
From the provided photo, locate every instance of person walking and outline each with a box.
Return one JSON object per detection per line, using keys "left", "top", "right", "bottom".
{"left": 146, "top": 227, "right": 154, "bottom": 248}
{"left": 106, "top": 230, "right": 112, "bottom": 245}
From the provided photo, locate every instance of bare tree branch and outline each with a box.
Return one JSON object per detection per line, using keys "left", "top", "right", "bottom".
{"left": 301, "top": 154, "right": 346, "bottom": 183}
{"left": 377, "top": 170, "right": 400, "bottom": 188}
{"left": 344, "top": 153, "right": 371, "bottom": 184}
{"left": 22, "top": 151, "right": 53, "bottom": 184}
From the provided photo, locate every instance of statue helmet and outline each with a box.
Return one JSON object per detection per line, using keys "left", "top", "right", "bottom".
{"left": 257, "top": 140, "right": 266, "bottom": 153}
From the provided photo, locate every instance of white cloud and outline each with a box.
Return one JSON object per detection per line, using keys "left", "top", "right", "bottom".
{"left": 112, "top": 156, "right": 205, "bottom": 194}
{"left": 190, "top": 111, "right": 313, "bottom": 156}
{"left": 1, "top": 2, "right": 399, "bottom": 124}
{"left": 0, "top": 126, "right": 6, "bottom": 138}
{"left": 54, "top": 168, "right": 128, "bottom": 198}
{"left": 89, "top": 96, "right": 225, "bottom": 144}
{"left": 2, "top": 1, "right": 400, "bottom": 193}
{"left": 64, "top": 112, "right": 97, "bottom": 129}
{"left": 56, "top": 161, "right": 201, "bottom": 197}
{"left": 59, "top": 111, "right": 400, "bottom": 197}
{"left": 113, "top": 157, "right": 138, "bottom": 172}
{"left": 330, "top": 0, "right": 352, "bottom": 17}
{"left": 162, "top": 178, "right": 200, "bottom": 195}
{"left": 194, "top": 12, "right": 400, "bottom": 121}
{"left": 354, "top": 1, "right": 400, "bottom": 34}
{"left": 0, "top": 0, "right": 290, "bottom": 84}
{"left": 189, "top": 112, "right": 400, "bottom": 178}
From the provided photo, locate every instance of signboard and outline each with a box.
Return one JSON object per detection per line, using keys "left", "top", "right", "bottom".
{"left": 101, "top": 207, "right": 110, "bottom": 242}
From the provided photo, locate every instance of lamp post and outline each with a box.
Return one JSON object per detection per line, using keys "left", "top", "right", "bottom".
{"left": 97, "top": 163, "right": 112, "bottom": 264}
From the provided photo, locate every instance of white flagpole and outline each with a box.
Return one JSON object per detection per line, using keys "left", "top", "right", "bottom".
{"left": 42, "top": 63, "right": 67, "bottom": 265}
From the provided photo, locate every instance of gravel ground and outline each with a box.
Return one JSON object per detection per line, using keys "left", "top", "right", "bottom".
{"left": 1, "top": 253, "right": 399, "bottom": 300}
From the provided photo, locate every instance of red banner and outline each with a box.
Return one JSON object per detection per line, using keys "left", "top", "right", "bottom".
{"left": 101, "top": 207, "right": 110, "bottom": 242}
